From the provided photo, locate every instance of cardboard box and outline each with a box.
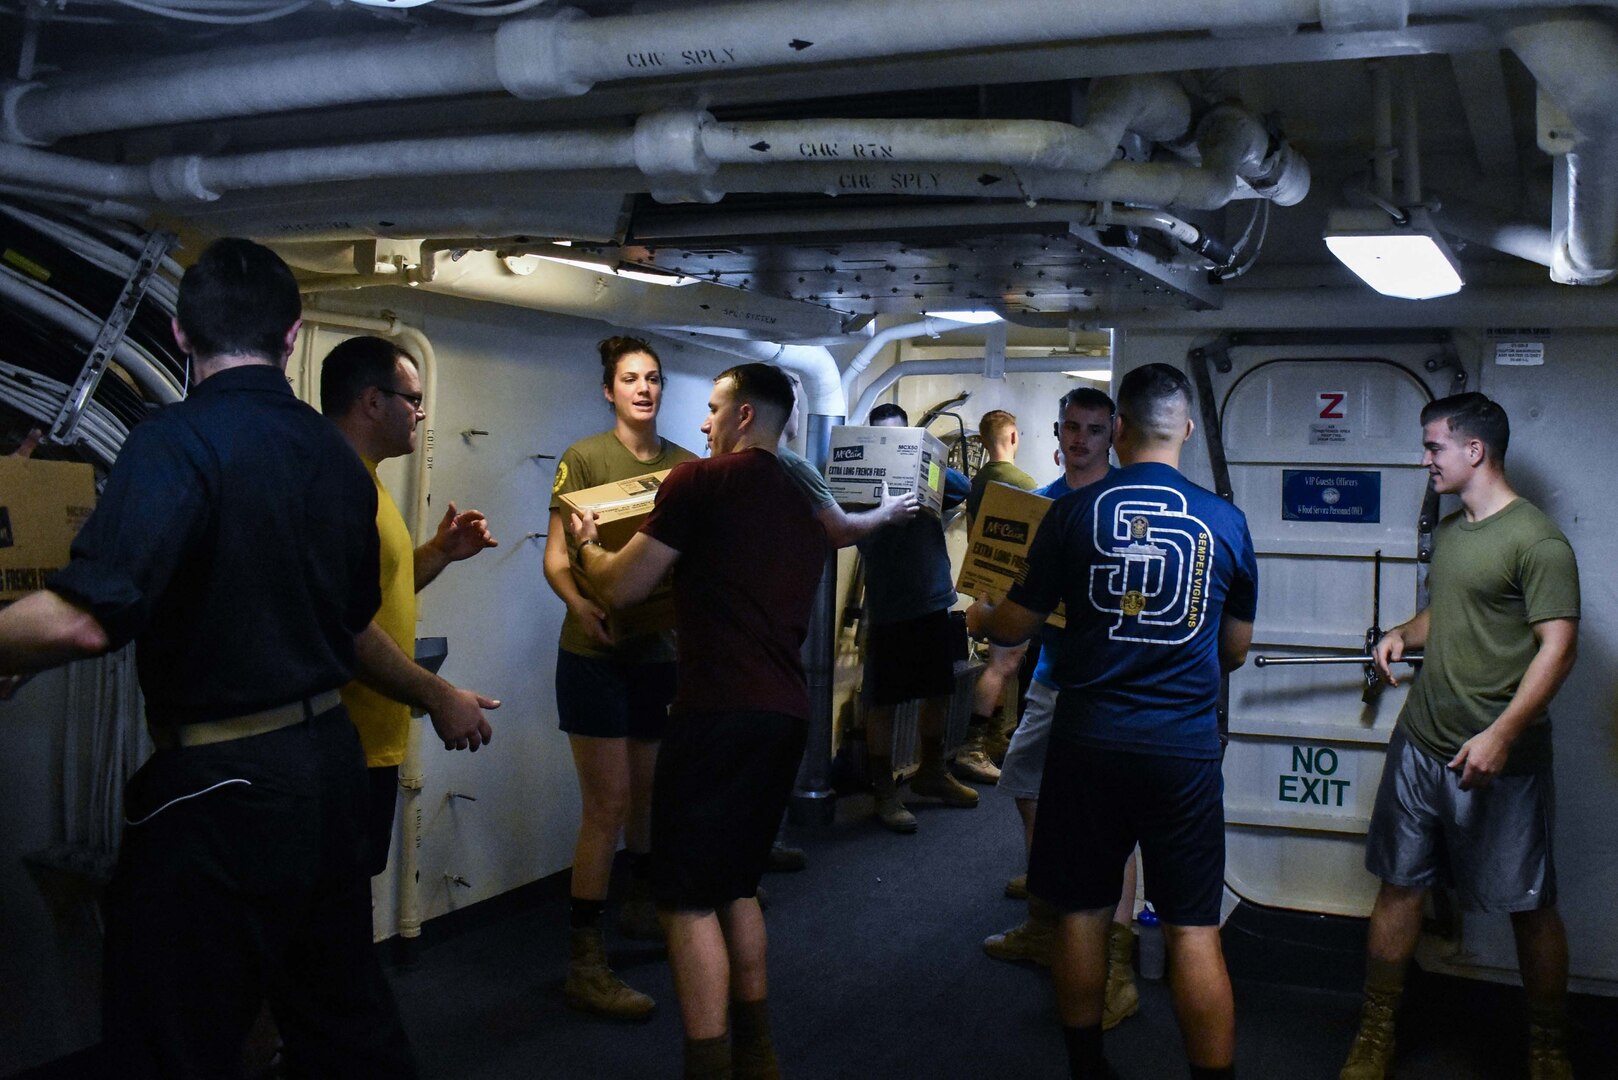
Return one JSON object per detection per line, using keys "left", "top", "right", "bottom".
{"left": 557, "top": 469, "right": 676, "bottom": 637}
{"left": 0, "top": 456, "right": 97, "bottom": 603}
{"left": 823, "top": 426, "right": 948, "bottom": 516}
{"left": 955, "top": 481, "right": 1066, "bottom": 627}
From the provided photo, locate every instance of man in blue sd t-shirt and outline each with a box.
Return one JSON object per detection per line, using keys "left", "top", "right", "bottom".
{"left": 968, "top": 363, "right": 1258, "bottom": 1080}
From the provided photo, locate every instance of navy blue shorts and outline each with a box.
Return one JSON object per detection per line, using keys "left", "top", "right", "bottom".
{"left": 554, "top": 648, "right": 676, "bottom": 740}
{"left": 1028, "top": 737, "right": 1225, "bottom": 926}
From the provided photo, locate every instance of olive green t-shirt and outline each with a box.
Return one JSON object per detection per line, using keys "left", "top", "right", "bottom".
{"left": 1398, "top": 498, "right": 1580, "bottom": 773}
{"left": 967, "top": 459, "right": 1038, "bottom": 520}
{"left": 778, "top": 446, "right": 836, "bottom": 511}
{"left": 549, "top": 429, "right": 698, "bottom": 660}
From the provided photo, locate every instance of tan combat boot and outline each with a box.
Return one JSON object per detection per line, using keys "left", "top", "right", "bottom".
{"left": 910, "top": 757, "right": 979, "bottom": 807}
{"left": 983, "top": 894, "right": 1056, "bottom": 966}
{"left": 564, "top": 926, "right": 655, "bottom": 1020}
{"left": 1339, "top": 991, "right": 1396, "bottom": 1080}
{"left": 983, "top": 712, "right": 1015, "bottom": 765}
{"left": 952, "top": 726, "right": 1002, "bottom": 784}
{"left": 1102, "top": 921, "right": 1141, "bottom": 1029}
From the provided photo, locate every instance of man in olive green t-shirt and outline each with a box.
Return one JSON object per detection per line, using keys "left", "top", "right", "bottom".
{"left": 1342, "top": 393, "right": 1580, "bottom": 1080}
{"left": 957, "top": 410, "right": 1040, "bottom": 783}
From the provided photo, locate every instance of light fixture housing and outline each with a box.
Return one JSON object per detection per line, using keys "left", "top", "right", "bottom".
{"left": 1324, "top": 207, "right": 1463, "bottom": 300}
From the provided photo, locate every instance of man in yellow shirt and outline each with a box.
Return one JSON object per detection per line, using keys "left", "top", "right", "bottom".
{"left": 322, "top": 335, "right": 499, "bottom": 875}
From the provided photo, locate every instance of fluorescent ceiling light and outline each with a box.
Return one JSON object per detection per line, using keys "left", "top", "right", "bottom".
{"left": 1063, "top": 369, "right": 1112, "bottom": 381}
{"left": 531, "top": 254, "right": 695, "bottom": 287}
{"left": 923, "top": 310, "right": 1003, "bottom": 324}
{"left": 1324, "top": 207, "right": 1463, "bottom": 300}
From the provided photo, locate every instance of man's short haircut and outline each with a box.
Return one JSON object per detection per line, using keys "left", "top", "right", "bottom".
{"left": 176, "top": 238, "right": 301, "bottom": 363}
{"left": 868, "top": 402, "right": 909, "bottom": 426}
{"left": 717, "top": 363, "right": 796, "bottom": 434}
{"left": 978, "top": 409, "right": 1017, "bottom": 446}
{"left": 598, "top": 335, "right": 661, "bottom": 385}
{"left": 1060, "top": 386, "right": 1116, "bottom": 418}
{"left": 1116, "top": 363, "right": 1194, "bottom": 442}
{"left": 1421, "top": 392, "right": 1510, "bottom": 462}
{"left": 320, "top": 335, "right": 412, "bottom": 418}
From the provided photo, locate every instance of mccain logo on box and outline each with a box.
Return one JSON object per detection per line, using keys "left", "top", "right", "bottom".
{"left": 832, "top": 446, "right": 864, "bottom": 462}
{"left": 981, "top": 515, "right": 1029, "bottom": 545}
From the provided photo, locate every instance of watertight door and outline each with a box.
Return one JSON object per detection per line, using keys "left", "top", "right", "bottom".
{"left": 1220, "top": 357, "right": 1440, "bottom": 917}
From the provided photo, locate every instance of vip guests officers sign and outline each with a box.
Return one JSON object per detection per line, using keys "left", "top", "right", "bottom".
{"left": 1281, "top": 470, "right": 1381, "bottom": 523}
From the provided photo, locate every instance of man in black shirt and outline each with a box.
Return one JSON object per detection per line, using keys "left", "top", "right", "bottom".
{"left": 0, "top": 238, "right": 494, "bottom": 1077}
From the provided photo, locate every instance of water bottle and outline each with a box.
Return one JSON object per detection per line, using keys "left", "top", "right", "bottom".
{"left": 1136, "top": 904, "right": 1165, "bottom": 980}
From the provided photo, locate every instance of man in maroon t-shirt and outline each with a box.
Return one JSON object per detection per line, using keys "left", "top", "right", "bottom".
{"left": 570, "top": 362, "right": 829, "bottom": 1080}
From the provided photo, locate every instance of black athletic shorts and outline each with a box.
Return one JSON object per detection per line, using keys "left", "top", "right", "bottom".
{"left": 862, "top": 609, "right": 956, "bottom": 707}
{"left": 650, "top": 708, "right": 808, "bottom": 911}
{"left": 1028, "top": 737, "right": 1225, "bottom": 926}
{"left": 554, "top": 647, "right": 676, "bottom": 740}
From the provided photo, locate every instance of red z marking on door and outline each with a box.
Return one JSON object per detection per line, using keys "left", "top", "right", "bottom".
{"left": 1318, "top": 392, "right": 1346, "bottom": 420}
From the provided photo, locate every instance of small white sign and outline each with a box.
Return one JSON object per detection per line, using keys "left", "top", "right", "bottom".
{"left": 1309, "top": 422, "right": 1351, "bottom": 445}
{"left": 1269, "top": 742, "right": 1358, "bottom": 814}
{"left": 1494, "top": 341, "right": 1545, "bottom": 366}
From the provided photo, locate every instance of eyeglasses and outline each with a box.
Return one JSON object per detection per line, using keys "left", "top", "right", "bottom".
{"left": 374, "top": 387, "right": 425, "bottom": 410}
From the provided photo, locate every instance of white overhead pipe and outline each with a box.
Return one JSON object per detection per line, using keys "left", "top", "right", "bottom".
{"left": 2, "top": 28, "right": 505, "bottom": 145}
{"left": 662, "top": 335, "right": 847, "bottom": 417}
{"left": 0, "top": 143, "right": 152, "bottom": 198}
{"left": 2, "top": 141, "right": 1298, "bottom": 215}
{"left": 840, "top": 317, "right": 998, "bottom": 403}
{"left": 1499, "top": 15, "right": 1618, "bottom": 286}
{"left": 1428, "top": 194, "right": 1555, "bottom": 267}
{"left": 851, "top": 355, "right": 1084, "bottom": 425}
{"left": 5, "top": 81, "right": 1213, "bottom": 205}
{"left": 9, "top": 0, "right": 1607, "bottom": 146}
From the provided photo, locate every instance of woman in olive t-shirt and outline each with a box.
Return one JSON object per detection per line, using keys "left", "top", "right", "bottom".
{"left": 541, "top": 336, "right": 697, "bottom": 1019}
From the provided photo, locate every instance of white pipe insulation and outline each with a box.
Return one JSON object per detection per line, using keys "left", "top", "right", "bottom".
{"left": 839, "top": 317, "right": 996, "bottom": 402}
{"left": 1429, "top": 195, "right": 1556, "bottom": 268}
{"left": 661, "top": 335, "right": 847, "bottom": 417}
{"left": 1498, "top": 16, "right": 1618, "bottom": 286}
{"left": 1, "top": 141, "right": 1307, "bottom": 217}
{"left": 0, "top": 75, "right": 1236, "bottom": 205}
{"left": 6, "top": 0, "right": 1616, "bottom": 144}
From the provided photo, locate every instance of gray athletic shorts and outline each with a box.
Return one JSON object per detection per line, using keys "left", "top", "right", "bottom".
{"left": 1365, "top": 726, "right": 1556, "bottom": 913}
{"left": 998, "top": 680, "right": 1056, "bottom": 800}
